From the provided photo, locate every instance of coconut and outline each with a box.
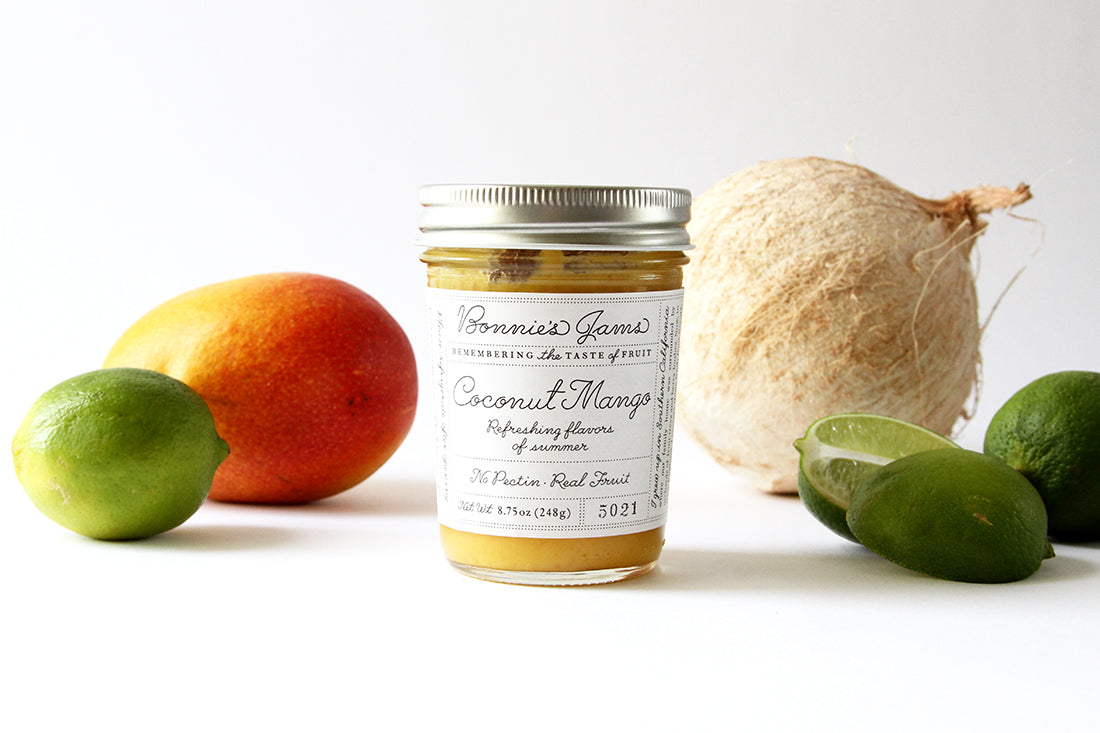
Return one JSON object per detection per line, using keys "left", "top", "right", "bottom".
{"left": 677, "top": 157, "right": 1031, "bottom": 493}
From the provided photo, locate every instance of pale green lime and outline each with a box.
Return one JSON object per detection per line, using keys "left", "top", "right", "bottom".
{"left": 11, "top": 368, "right": 229, "bottom": 540}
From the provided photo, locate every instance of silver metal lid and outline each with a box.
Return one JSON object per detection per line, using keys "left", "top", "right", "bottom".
{"left": 417, "top": 184, "right": 692, "bottom": 250}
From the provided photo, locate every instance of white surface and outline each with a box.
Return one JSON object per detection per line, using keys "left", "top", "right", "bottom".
{"left": 1, "top": 1, "right": 1098, "bottom": 730}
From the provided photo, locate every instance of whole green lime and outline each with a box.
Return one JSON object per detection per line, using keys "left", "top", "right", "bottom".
{"left": 984, "top": 370, "right": 1100, "bottom": 541}
{"left": 847, "top": 448, "right": 1053, "bottom": 583}
{"left": 11, "top": 368, "right": 230, "bottom": 540}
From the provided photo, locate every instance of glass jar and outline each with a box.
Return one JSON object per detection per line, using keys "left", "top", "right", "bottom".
{"left": 418, "top": 184, "right": 691, "bottom": 586}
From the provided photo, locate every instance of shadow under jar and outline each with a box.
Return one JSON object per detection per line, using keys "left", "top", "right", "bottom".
{"left": 418, "top": 184, "right": 692, "bottom": 586}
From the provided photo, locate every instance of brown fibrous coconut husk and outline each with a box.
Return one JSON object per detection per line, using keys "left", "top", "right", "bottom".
{"left": 677, "top": 157, "right": 1031, "bottom": 493}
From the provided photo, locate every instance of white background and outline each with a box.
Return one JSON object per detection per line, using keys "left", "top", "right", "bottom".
{"left": 1, "top": 1, "right": 1097, "bottom": 730}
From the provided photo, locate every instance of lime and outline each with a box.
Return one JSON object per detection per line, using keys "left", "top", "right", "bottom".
{"left": 984, "top": 370, "right": 1100, "bottom": 541}
{"left": 794, "top": 413, "right": 959, "bottom": 541}
{"left": 847, "top": 448, "right": 1053, "bottom": 583}
{"left": 11, "top": 368, "right": 230, "bottom": 540}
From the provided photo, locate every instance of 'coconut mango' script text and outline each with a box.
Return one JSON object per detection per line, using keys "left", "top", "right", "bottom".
{"left": 452, "top": 376, "right": 651, "bottom": 420}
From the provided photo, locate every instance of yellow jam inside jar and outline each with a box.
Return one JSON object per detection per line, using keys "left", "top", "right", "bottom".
{"left": 418, "top": 184, "right": 691, "bottom": 586}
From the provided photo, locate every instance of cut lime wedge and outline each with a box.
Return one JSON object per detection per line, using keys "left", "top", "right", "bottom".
{"left": 793, "top": 413, "right": 959, "bottom": 542}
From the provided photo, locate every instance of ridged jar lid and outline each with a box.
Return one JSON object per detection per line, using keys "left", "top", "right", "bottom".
{"left": 417, "top": 184, "right": 692, "bottom": 250}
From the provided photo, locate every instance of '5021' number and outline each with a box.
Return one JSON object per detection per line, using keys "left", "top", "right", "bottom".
{"left": 597, "top": 501, "right": 637, "bottom": 519}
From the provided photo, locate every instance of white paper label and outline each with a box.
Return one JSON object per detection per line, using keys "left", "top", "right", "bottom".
{"left": 426, "top": 288, "right": 683, "bottom": 538}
